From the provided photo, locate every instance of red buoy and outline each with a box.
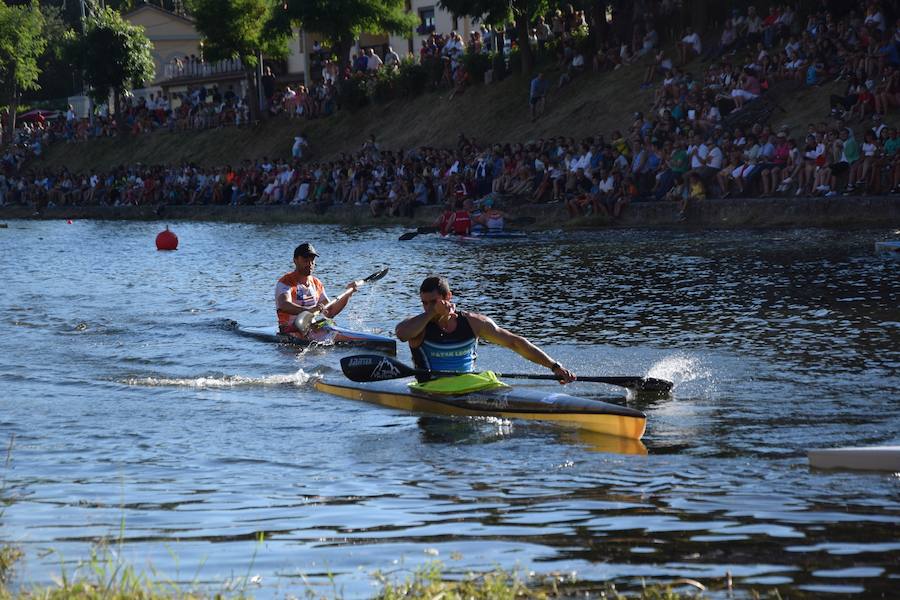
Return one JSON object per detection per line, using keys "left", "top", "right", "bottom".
{"left": 156, "top": 226, "right": 178, "bottom": 251}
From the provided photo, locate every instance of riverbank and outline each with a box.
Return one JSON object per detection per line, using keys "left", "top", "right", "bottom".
{"left": 2, "top": 195, "right": 900, "bottom": 229}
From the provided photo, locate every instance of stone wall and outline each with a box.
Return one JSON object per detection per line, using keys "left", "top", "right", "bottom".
{"left": 2, "top": 196, "right": 900, "bottom": 229}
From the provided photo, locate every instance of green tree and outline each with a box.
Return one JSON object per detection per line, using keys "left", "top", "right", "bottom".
{"left": 81, "top": 5, "right": 155, "bottom": 124}
{"left": 0, "top": 0, "right": 46, "bottom": 145}
{"left": 280, "top": 0, "right": 417, "bottom": 74}
{"left": 26, "top": 4, "right": 79, "bottom": 103}
{"left": 186, "top": 0, "right": 290, "bottom": 122}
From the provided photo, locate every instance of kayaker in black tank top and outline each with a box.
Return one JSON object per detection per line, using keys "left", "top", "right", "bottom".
{"left": 396, "top": 276, "right": 576, "bottom": 384}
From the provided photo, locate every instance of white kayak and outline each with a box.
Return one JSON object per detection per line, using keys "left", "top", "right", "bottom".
{"left": 808, "top": 446, "right": 900, "bottom": 471}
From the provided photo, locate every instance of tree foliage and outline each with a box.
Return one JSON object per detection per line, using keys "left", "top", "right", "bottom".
{"left": 0, "top": 0, "right": 47, "bottom": 96}
{"left": 186, "top": 0, "right": 289, "bottom": 68}
{"left": 438, "top": 0, "right": 510, "bottom": 26}
{"left": 81, "top": 5, "right": 155, "bottom": 105}
{"left": 28, "top": 4, "right": 79, "bottom": 102}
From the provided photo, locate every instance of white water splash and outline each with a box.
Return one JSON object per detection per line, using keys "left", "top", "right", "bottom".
{"left": 121, "top": 369, "right": 313, "bottom": 388}
{"left": 647, "top": 354, "right": 711, "bottom": 389}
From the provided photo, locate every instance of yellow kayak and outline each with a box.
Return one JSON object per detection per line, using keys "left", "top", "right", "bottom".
{"left": 314, "top": 377, "right": 647, "bottom": 440}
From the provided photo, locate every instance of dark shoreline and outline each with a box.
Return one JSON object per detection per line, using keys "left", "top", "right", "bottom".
{"left": 2, "top": 196, "right": 900, "bottom": 229}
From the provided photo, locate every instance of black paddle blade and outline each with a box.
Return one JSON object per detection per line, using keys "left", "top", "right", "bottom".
{"left": 586, "top": 376, "right": 673, "bottom": 393}
{"left": 363, "top": 268, "right": 389, "bottom": 283}
{"left": 340, "top": 355, "right": 415, "bottom": 382}
{"left": 633, "top": 377, "right": 674, "bottom": 393}
{"left": 399, "top": 231, "right": 418, "bottom": 241}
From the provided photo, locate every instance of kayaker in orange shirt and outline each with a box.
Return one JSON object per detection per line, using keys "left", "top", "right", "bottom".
{"left": 275, "top": 243, "right": 358, "bottom": 334}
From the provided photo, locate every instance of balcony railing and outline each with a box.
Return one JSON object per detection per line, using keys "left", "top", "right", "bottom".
{"left": 161, "top": 58, "right": 245, "bottom": 82}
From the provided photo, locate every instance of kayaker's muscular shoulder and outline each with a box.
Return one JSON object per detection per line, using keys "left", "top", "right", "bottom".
{"left": 462, "top": 311, "right": 503, "bottom": 337}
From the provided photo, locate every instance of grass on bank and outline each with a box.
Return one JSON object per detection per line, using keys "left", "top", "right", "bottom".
{"left": 33, "top": 47, "right": 839, "bottom": 173}
{"left": 0, "top": 544, "right": 805, "bottom": 600}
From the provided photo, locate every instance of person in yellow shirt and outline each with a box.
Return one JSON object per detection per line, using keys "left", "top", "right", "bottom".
{"left": 678, "top": 172, "right": 706, "bottom": 221}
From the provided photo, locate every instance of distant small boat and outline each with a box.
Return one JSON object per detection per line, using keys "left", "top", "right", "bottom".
{"left": 875, "top": 241, "right": 900, "bottom": 258}
{"left": 439, "top": 229, "right": 528, "bottom": 241}
{"left": 808, "top": 446, "right": 900, "bottom": 471}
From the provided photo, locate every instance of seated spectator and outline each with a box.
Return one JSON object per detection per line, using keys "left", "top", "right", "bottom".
{"left": 703, "top": 19, "right": 738, "bottom": 61}
{"left": 678, "top": 171, "right": 706, "bottom": 219}
{"left": 731, "top": 68, "right": 761, "bottom": 110}
{"left": 643, "top": 49, "right": 673, "bottom": 87}
{"left": 678, "top": 27, "right": 702, "bottom": 65}
{"left": 805, "top": 59, "right": 824, "bottom": 87}
{"left": 849, "top": 81, "right": 877, "bottom": 121}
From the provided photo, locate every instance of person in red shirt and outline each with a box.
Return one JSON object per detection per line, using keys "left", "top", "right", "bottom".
{"left": 445, "top": 198, "right": 472, "bottom": 236}
{"left": 434, "top": 201, "right": 453, "bottom": 235}
{"left": 275, "top": 243, "right": 358, "bottom": 334}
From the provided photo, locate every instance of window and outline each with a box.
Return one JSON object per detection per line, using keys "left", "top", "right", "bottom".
{"left": 419, "top": 7, "right": 435, "bottom": 29}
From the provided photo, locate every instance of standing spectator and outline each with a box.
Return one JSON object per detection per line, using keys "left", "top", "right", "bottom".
{"left": 384, "top": 46, "right": 400, "bottom": 70}
{"left": 529, "top": 72, "right": 547, "bottom": 122}
{"left": 366, "top": 48, "right": 383, "bottom": 71}
{"left": 260, "top": 66, "right": 276, "bottom": 113}
{"left": 292, "top": 133, "right": 308, "bottom": 160}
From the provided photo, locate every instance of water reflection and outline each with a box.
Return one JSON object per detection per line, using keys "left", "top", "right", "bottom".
{"left": 416, "top": 416, "right": 648, "bottom": 456}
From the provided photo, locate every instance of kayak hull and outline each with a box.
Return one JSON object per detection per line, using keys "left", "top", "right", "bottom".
{"left": 808, "top": 446, "right": 900, "bottom": 471}
{"left": 440, "top": 230, "right": 527, "bottom": 241}
{"left": 314, "top": 377, "right": 646, "bottom": 440}
{"left": 234, "top": 322, "right": 397, "bottom": 355}
{"left": 875, "top": 241, "right": 900, "bottom": 258}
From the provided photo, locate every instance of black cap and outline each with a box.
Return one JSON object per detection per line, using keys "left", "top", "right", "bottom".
{"left": 293, "top": 243, "right": 319, "bottom": 258}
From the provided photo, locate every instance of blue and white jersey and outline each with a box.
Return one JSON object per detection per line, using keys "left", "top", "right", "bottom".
{"left": 412, "top": 313, "right": 478, "bottom": 374}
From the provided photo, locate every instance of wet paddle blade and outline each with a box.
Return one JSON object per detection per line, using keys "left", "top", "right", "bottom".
{"left": 399, "top": 227, "right": 438, "bottom": 241}
{"left": 362, "top": 267, "right": 389, "bottom": 283}
{"left": 341, "top": 355, "right": 419, "bottom": 382}
{"left": 577, "top": 375, "right": 673, "bottom": 393}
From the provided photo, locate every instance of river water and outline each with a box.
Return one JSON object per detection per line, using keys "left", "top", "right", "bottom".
{"left": 1, "top": 220, "right": 898, "bottom": 598}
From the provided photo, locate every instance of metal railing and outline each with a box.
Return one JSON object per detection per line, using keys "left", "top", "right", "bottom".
{"left": 162, "top": 58, "right": 245, "bottom": 81}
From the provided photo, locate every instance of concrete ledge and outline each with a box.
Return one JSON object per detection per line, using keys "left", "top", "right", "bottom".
{"left": 2, "top": 196, "right": 900, "bottom": 229}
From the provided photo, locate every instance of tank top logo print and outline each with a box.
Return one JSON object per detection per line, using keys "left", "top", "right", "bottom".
{"left": 296, "top": 283, "right": 319, "bottom": 309}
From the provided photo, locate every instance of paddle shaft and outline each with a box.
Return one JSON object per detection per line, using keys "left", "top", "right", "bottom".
{"left": 340, "top": 355, "right": 673, "bottom": 393}
{"left": 296, "top": 268, "right": 388, "bottom": 331}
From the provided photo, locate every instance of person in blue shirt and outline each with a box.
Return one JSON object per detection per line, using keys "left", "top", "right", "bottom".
{"left": 529, "top": 72, "right": 548, "bottom": 121}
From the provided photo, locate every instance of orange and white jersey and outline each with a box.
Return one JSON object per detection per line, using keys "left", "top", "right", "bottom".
{"left": 275, "top": 272, "right": 328, "bottom": 329}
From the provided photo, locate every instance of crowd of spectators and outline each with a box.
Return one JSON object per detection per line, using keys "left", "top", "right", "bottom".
{"left": 4, "top": 2, "right": 900, "bottom": 220}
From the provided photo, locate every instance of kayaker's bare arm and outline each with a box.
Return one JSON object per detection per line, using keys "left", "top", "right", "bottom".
{"left": 322, "top": 281, "right": 359, "bottom": 318}
{"left": 276, "top": 292, "right": 328, "bottom": 316}
{"left": 468, "top": 313, "right": 576, "bottom": 383}
{"left": 395, "top": 298, "right": 453, "bottom": 346}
